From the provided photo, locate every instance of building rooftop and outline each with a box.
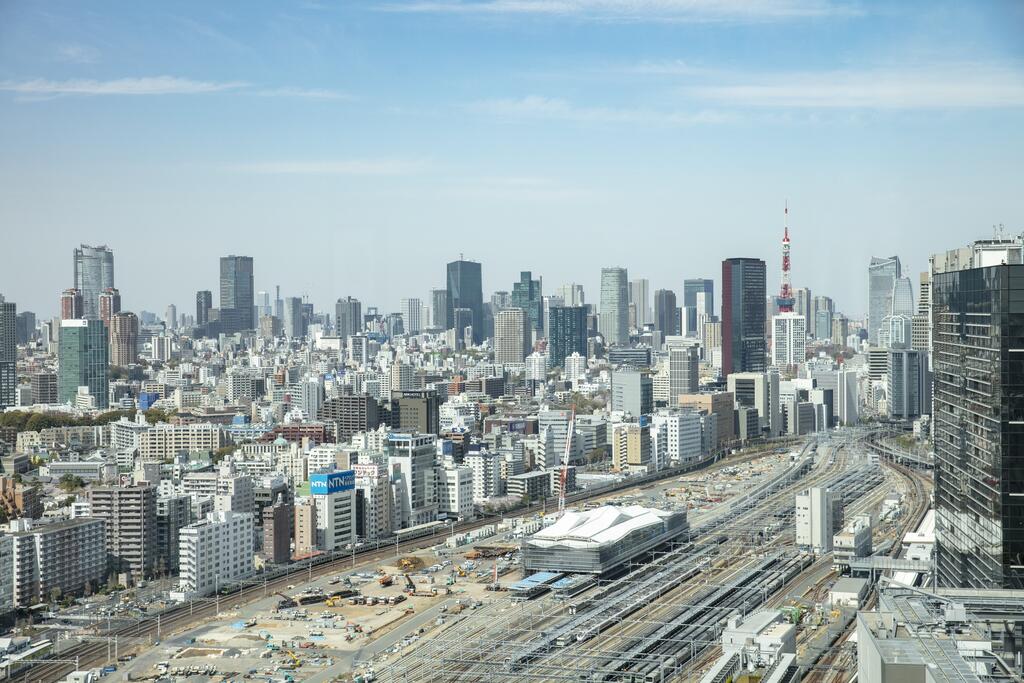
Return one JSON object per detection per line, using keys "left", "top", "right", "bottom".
{"left": 529, "top": 505, "right": 676, "bottom": 550}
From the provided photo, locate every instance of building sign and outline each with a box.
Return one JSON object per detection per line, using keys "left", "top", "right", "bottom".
{"left": 310, "top": 470, "right": 355, "bottom": 495}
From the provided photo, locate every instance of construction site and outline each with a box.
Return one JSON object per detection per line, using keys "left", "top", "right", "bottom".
{"left": 359, "top": 427, "right": 931, "bottom": 683}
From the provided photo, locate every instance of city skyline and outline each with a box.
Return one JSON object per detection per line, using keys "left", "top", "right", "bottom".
{"left": 2, "top": 2, "right": 1022, "bottom": 316}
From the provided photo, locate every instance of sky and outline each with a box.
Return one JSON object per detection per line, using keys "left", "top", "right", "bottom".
{"left": 1, "top": 0, "right": 1023, "bottom": 321}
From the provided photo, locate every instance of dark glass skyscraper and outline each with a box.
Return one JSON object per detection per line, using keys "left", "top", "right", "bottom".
{"left": 933, "top": 263, "right": 1024, "bottom": 588}
{"left": 511, "top": 271, "right": 542, "bottom": 332}
{"left": 548, "top": 306, "right": 587, "bottom": 368}
{"left": 219, "top": 256, "right": 254, "bottom": 333}
{"left": 446, "top": 259, "right": 483, "bottom": 344}
{"left": 654, "top": 289, "right": 678, "bottom": 337}
{"left": 196, "top": 290, "right": 213, "bottom": 327}
{"left": 0, "top": 296, "right": 15, "bottom": 409}
{"left": 336, "top": 296, "right": 362, "bottom": 339}
{"left": 721, "top": 258, "right": 766, "bottom": 376}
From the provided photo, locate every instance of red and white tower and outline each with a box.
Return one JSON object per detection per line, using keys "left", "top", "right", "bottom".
{"left": 777, "top": 203, "right": 794, "bottom": 312}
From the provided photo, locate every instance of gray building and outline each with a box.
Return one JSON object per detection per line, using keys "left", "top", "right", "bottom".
{"left": 0, "top": 296, "right": 14, "bottom": 410}
{"left": 219, "top": 255, "right": 255, "bottom": 333}
{"left": 654, "top": 289, "right": 678, "bottom": 337}
{"left": 196, "top": 290, "right": 212, "bottom": 328}
{"left": 73, "top": 244, "right": 114, "bottom": 320}
{"left": 89, "top": 484, "right": 157, "bottom": 580}
{"left": 431, "top": 289, "right": 448, "bottom": 330}
{"left": 886, "top": 349, "right": 929, "bottom": 420}
{"left": 611, "top": 368, "right": 653, "bottom": 417}
{"left": 599, "top": 267, "right": 629, "bottom": 346}
{"left": 722, "top": 258, "right": 767, "bottom": 376}
{"left": 446, "top": 259, "right": 484, "bottom": 344}
{"left": 868, "top": 255, "right": 901, "bottom": 345}
{"left": 548, "top": 306, "right": 587, "bottom": 368}
{"left": 335, "top": 296, "right": 362, "bottom": 339}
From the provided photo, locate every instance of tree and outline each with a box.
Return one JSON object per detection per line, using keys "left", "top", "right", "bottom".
{"left": 57, "top": 474, "right": 85, "bottom": 493}
{"left": 49, "top": 587, "right": 62, "bottom": 604}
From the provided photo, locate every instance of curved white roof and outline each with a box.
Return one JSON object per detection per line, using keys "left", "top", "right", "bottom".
{"left": 528, "top": 505, "right": 674, "bottom": 549}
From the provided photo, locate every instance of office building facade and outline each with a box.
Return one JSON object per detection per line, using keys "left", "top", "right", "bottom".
{"left": 868, "top": 255, "right": 901, "bottom": 345}
{"left": 0, "top": 296, "right": 14, "bottom": 410}
{"left": 73, "top": 244, "right": 114, "bottom": 320}
{"left": 219, "top": 255, "right": 255, "bottom": 333}
{"left": 58, "top": 319, "right": 109, "bottom": 408}
{"left": 446, "top": 259, "right": 484, "bottom": 344}
{"left": 722, "top": 258, "right": 767, "bottom": 376}
{"left": 599, "top": 267, "right": 629, "bottom": 346}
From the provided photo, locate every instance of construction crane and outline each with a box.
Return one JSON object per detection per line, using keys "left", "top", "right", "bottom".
{"left": 557, "top": 406, "right": 576, "bottom": 517}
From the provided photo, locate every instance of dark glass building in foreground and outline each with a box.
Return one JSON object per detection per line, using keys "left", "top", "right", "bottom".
{"left": 934, "top": 263, "right": 1024, "bottom": 588}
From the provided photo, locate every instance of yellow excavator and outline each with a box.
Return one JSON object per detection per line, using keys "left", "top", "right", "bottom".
{"left": 284, "top": 650, "right": 301, "bottom": 668}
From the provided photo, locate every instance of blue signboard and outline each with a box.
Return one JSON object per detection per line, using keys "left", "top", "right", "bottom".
{"left": 310, "top": 470, "right": 355, "bottom": 495}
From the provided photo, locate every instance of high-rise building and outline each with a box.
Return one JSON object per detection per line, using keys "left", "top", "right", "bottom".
{"left": 654, "top": 289, "right": 678, "bottom": 337}
{"left": 89, "top": 484, "right": 157, "bottom": 579}
{"left": 887, "top": 349, "right": 928, "bottom": 420}
{"left": 8, "top": 518, "right": 106, "bottom": 607}
{"left": 548, "top": 306, "right": 587, "bottom": 368}
{"left": 386, "top": 433, "right": 438, "bottom": 528}
{"left": 73, "top": 244, "right": 114, "bottom": 320}
{"left": 30, "top": 372, "right": 58, "bottom": 405}
{"left": 335, "top": 296, "right": 362, "bottom": 339}
{"left": 629, "top": 279, "right": 651, "bottom": 329}
{"left": 311, "top": 471, "right": 356, "bottom": 552}
{"left": 494, "top": 308, "right": 530, "bottom": 365}
{"left": 58, "top": 319, "right": 108, "bottom": 408}
{"left": 558, "top": 283, "right": 585, "bottom": 307}
{"left": 722, "top": 258, "right": 767, "bottom": 376}
{"left": 796, "top": 487, "right": 834, "bottom": 554}
{"left": 683, "top": 279, "right": 714, "bottom": 317}
{"left": 109, "top": 311, "right": 139, "bottom": 367}
{"left": 446, "top": 259, "right": 484, "bottom": 344}
{"left": 511, "top": 271, "right": 543, "bottom": 332}
{"left": 667, "top": 344, "right": 699, "bottom": 403}
{"left": 599, "top": 267, "right": 629, "bottom": 346}
{"left": 283, "top": 297, "right": 304, "bottom": 338}
{"left": 98, "top": 288, "right": 121, "bottom": 327}
{"left": 772, "top": 313, "right": 807, "bottom": 369}
{"left": 196, "top": 290, "right": 213, "bottom": 328}
{"left": 932, "top": 259, "right": 1024, "bottom": 588}
{"left": 165, "top": 304, "right": 177, "bottom": 330}
{"left": 219, "top": 255, "right": 255, "bottom": 333}
{"left": 400, "top": 298, "right": 422, "bottom": 335}
{"left": 0, "top": 296, "right": 14, "bottom": 410}
{"left": 61, "top": 288, "right": 84, "bottom": 320}
{"left": 611, "top": 367, "right": 653, "bottom": 417}
{"left": 727, "top": 371, "right": 781, "bottom": 437}
{"left": 868, "top": 255, "right": 901, "bottom": 344}
{"left": 15, "top": 310, "right": 35, "bottom": 345}
{"left": 891, "top": 276, "right": 914, "bottom": 316}
{"left": 178, "top": 511, "right": 254, "bottom": 596}
{"left": 431, "top": 289, "right": 448, "bottom": 329}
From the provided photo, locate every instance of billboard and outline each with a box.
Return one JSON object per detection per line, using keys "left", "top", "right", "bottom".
{"left": 310, "top": 470, "right": 355, "bottom": 495}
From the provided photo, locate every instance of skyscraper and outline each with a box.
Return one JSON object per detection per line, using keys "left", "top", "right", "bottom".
{"left": 868, "top": 255, "right": 901, "bottom": 344}
{"left": 494, "top": 308, "right": 530, "bottom": 365}
{"left": 58, "top": 318, "right": 109, "bottom": 408}
{"left": 431, "top": 289, "right": 448, "bottom": 330}
{"left": 61, "top": 288, "right": 84, "bottom": 320}
{"left": 772, "top": 313, "right": 807, "bottom": 369}
{"left": 722, "top": 258, "right": 767, "bottom": 376}
{"left": 335, "top": 296, "right": 362, "bottom": 339}
{"left": 683, "top": 279, "right": 714, "bottom": 317}
{"left": 654, "top": 289, "right": 678, "bottom": 337}
{"left": 196, "top": 290, "right": 213, "bottom": 328}
{"left": 95, "top": 288, "right": 120, "bottom": 330}
{"left": 599, "top": 267, "right": 629, "bottom": 347}
{"left": 558, "top": 283, "right": 585, "bottom": 307}
{"left": 548, "top": 306, "right": 587, "bottom": 369}
{"left": 219, "top": 255, "right": 255, "bottom": 333}
{"left": 0, "top": 296, "right": 15, "bottom": 409}
{"left": 668, "top": 343, "right": 699, "bottom": 403}
{"left": 73, "top": 244, "right": 114, "bottom": 320}
{"left": 283, "top": 297, "right": 304, "bottom": 339}
{"left": 165, "top": 304, "right": 177, "bottom": 330}
{"left": 932, "top": 258, "right": 1024, "bottom": 588}
{"left": 109, "top": 312, "right": 139, "bottom": 367}
{"left": 891, "top": 276, "right": 914, "bottom": 316}
{"left": 629, "top": 279, "right": 651, "bottom": 328}
{"left": 446, "top": 259, "right": 483, "bottom": 344}
{"left": 511, "top": 271, "right": 543, "bottom": 333}
{"left": 400, "top": 298, "right": 422, "bottom": 335}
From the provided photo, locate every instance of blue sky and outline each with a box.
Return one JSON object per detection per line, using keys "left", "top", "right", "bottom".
{"left": 1, "top": 0, "right": 1023, "bottom": 320}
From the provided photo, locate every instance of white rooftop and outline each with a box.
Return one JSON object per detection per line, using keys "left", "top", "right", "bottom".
{"left": 528, "top": 505, "right": 674, "bottom": 549}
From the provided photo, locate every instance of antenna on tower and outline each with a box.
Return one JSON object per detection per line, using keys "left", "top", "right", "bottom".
{"left": 777, "top": 202, "right": 794, "bottom": 313}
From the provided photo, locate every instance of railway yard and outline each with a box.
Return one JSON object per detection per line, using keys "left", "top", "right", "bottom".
{"left": 17, "top": 426, "right": 931, "bottom": 683}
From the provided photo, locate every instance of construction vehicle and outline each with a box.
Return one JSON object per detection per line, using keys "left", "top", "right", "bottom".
{"left": 284, "top": 650, "right": 302, "bottom": 668}
{"left": 275, "top": 592, "right": 297, "bottom": 609}
{"left": 325, "top": 597, "right": 341, "bottom": 607}
{"left": 398, "top": 557, "right": 419, "bottom": 571}
{"left": 457, "top": 567, "right": 467, "bottom": 578}
{"left": 404, "top": 574, "right": 417, "bottom": 593}
{"left": 379, "top": 574, "right": 394, "bottom": 587}
{"left": 464, "top": 550, "right": 481, "bottom": 560}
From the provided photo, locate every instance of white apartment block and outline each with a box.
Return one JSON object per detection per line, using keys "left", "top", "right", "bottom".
{"left": 177, "top": 511, "right": 254, "bottom": 597}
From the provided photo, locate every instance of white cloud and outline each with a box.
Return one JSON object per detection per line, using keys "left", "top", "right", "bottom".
{"left": 471, "top": 94, "right": 735, "bottom": 124}
{"left": 254, "top": 87, "right": 356, "bottom": 100}
{"left": 55, "top": 44, "right": 101, "bottom": 64}
{"left": 688, "top": 64, "right": 1024, "bottom": 108}
{"left": 381, "top": 0, "right": 858, "bottom": 22}
{"left": 228, "top": 160, "right": 426, "bottom": 175}
{"left": 0, "top": 76, "right": 246, "bottom": 96}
